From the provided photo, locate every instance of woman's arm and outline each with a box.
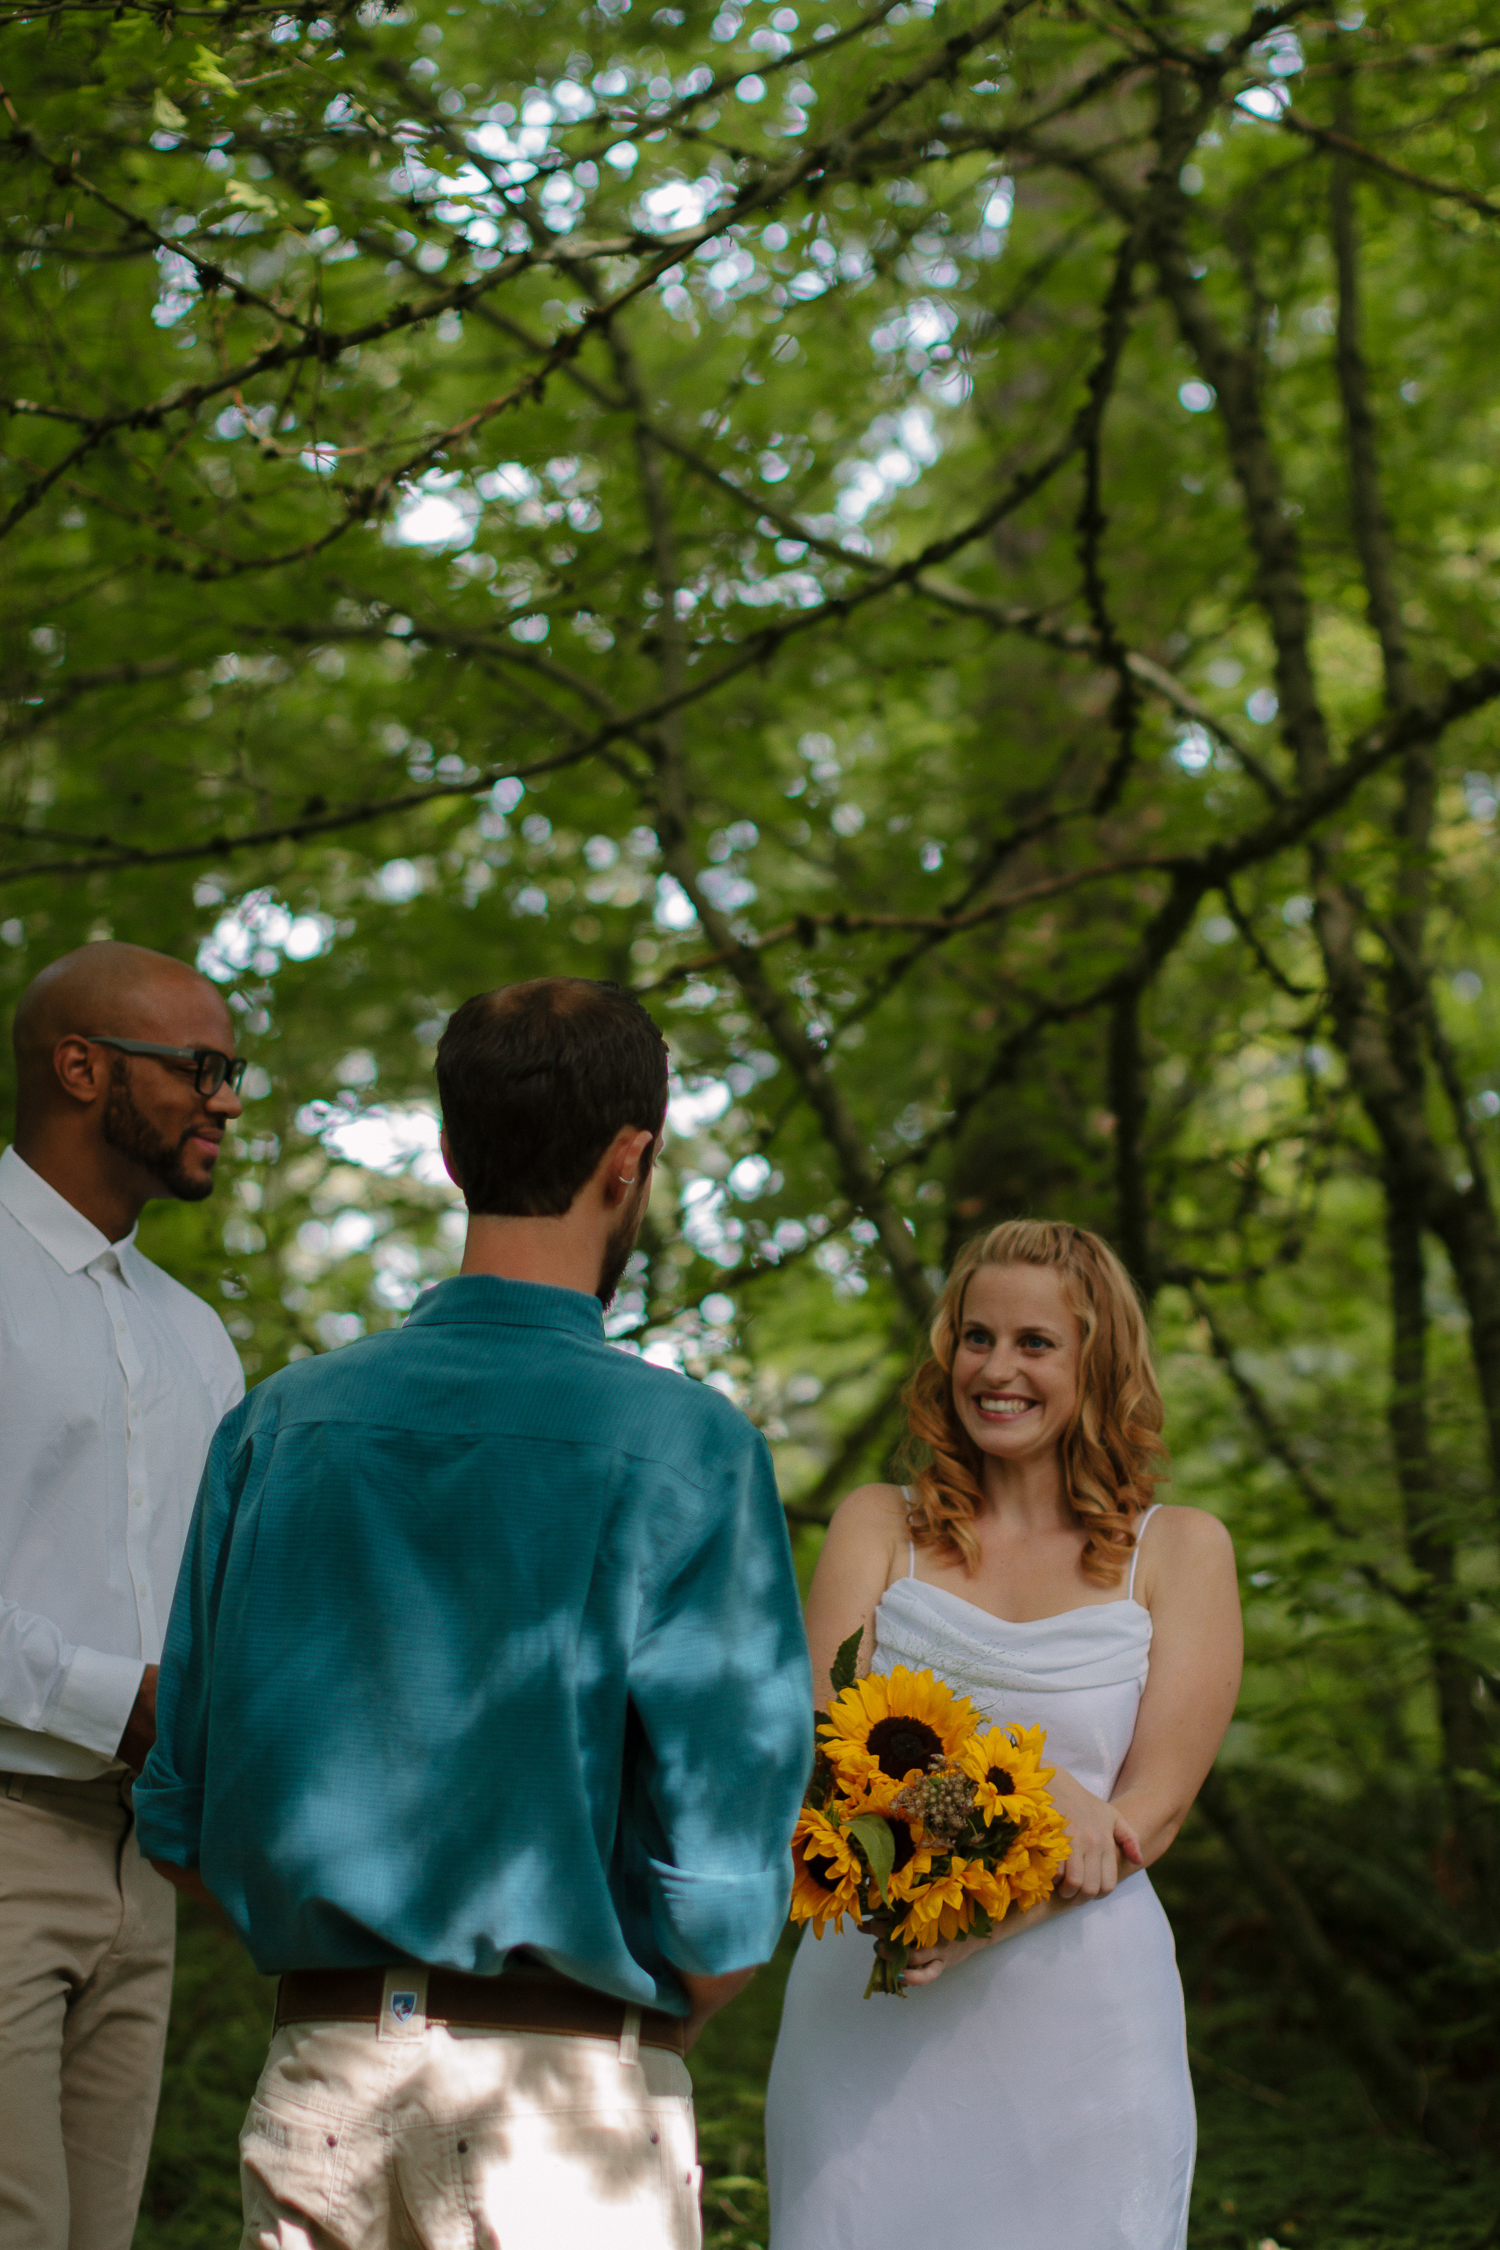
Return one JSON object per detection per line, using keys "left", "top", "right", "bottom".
{"left": 903, "top": 1506, "right": 1241, "bottom": 1986}
{"left": 803, "top": 1483, "right": 908, "bottom": 1705}
{"left": 1108, "top": 1505, "right": 1242, "bottom": 1863}
{"left": 1005, "top": 1509, "right": 1242, "bottom": 1901}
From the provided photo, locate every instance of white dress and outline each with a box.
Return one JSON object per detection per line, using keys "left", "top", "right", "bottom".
{"left": 765, "top": 1507, "right": 1194, "bottom": 2250}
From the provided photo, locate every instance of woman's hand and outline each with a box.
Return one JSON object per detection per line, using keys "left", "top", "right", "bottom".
{"left": 1047, "top": 1767, "right": 1144, "bottom": 1900}
{"left": 882, "top": 1895, "right": 1055, "bottom": 1987}
{"left": 900, "top": 1933, "right": 995, "bottom": 1986}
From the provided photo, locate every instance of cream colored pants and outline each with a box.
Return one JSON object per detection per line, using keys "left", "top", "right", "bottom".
{"left": 0, "top": 1769, "right": 175, "bottom": 2250}
{"left": 240, "top": 2016, "right": 703, "bottom": 2250}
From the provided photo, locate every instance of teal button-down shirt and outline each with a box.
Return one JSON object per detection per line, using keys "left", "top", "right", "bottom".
{"left": 135, "top": 1276, "right": 812, "bottom": 2010}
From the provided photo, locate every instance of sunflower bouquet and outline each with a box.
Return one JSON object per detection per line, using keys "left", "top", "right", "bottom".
{"left": 789, "top": 1630, "right": 1070, "bottom": 1995}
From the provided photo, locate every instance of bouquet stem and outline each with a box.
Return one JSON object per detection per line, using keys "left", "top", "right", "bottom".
{"left": 862, "top": 1924, "right": 910, "bottom": 1997}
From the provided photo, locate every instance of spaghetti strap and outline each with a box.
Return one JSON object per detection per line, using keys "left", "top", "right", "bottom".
{"left": 900, "top": 1486, "right": 916, "bottom": 1577}
{"left": 1127, "top": 1504, "right": 1161, "bottom": 1601}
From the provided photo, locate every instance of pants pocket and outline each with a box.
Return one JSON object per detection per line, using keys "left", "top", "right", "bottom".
{"left": 435, "top": 2106, "right": 700, "bottom": 2250}
{"left": 660, "top": 2117, "right": 704, "bottom": 2250}
{"left": 239, "top": 2096, "right": 347, "bottom": 2247}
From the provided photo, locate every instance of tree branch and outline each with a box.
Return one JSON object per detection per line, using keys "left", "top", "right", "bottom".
{"left": 0, "top": 744, "right": 591, "bottom": 887}
{"left": 1182, "top": 1280, "right": 1418, "bottom": 1610}
{"left": 1330, "top": 73, "right": 1415, "bottom": 713}
{"left": 1108, "top": 983, "right": 1152, "bottom": 1293}
{"left": 1073, "top": 227, "right": 1144, "bottom": 813}
{"left": 1277, "top": 106, "right": 1500, "bottom": 225}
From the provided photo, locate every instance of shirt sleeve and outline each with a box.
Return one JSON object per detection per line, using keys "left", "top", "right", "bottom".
{"left": 626, "top": 1425, "right": 813, "bottom": 1979}
{"left": 0, "top": 1602, "right": 144, "bottom": 1758}
{"left": 133, "top": 1397, "right": 253, "bottom": 1867}
{"left": 187, "top": 1298, "right": 245, "bottom": 1424}
{"left": 210, "top": 1321, "right": 246, "bottom": 1423}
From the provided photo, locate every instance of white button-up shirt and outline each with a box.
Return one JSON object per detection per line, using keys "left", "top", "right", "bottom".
{"left": 0, "top": 1145, "right": 244, "bottom": 1777}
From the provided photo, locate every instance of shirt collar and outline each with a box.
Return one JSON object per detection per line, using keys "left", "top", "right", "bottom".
{"left": 0, "top": 1146, "right": 141, "bottom": 1280}
{"left": 403, "top": 1273, "right": 605, "bottom": 1341}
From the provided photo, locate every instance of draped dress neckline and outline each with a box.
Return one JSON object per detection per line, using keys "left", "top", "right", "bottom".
{"left": 873, "top": 1575, "right": 1154, "bottom": 1697}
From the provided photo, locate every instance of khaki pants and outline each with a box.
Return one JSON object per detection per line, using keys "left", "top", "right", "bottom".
{"left": 0, "top": 1770, "right": 175, "bottom": 2250}
{"left": 240, "top": 2017, "right": 703, "bottom": 2250}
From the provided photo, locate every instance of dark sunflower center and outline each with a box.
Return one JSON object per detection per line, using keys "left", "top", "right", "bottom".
{"left": 801, "top": 1845, "right": 843, "bottom": 1893}
{"left": 866, "top": 1716, "right": 944, "bottom": 1780}
{"left": 986, "top": 1766, "right": 1015, "bottom": 1796}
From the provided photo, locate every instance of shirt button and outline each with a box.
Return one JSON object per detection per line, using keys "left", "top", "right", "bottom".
{"left": 131, "top": 1491, "right": 145, "bottom": 1508}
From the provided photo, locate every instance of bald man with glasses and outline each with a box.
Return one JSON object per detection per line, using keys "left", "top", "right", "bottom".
{"left": 0, "top": 941, "right": 246, "bottom": 2250}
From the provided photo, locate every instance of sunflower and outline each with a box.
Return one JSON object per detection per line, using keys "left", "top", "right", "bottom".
{"left": 972, "top": 1786, "right": 1071, "bottom": 1907}
{"left": 890, "top": 1857, "right": 982, "bottom": 1948}
{"left": 827, "top": 1760, "right": 907, "bottom": 1823}
{"left": 819, "top": 1666, "right": 980, "bottom": 1788}
{"left": 789, "top": 1806, "right": 865, "bottom": 1934}
{"left": 1002, "top": 1809, "right": 1072, "bottom": 1910}
{"left": 955, "top": 1723, "right": 1056, "bottom": 1825}
{"left": 999, "top": 1722, "right": 1054, "bottom": 1791}
{"left": 955, "top": 1857, "right": 1012, "bottom": 1924}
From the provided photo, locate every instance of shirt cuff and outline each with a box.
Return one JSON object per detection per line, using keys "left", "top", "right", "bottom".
{"left": 647, "top": 1857, "right": 794, "bottom": 1978}
{"left": 132, "top": 1771, "right": 203, "bottom": 1869}
{"left": 44, "top": 1646, "right": 145, "bottom": 1761}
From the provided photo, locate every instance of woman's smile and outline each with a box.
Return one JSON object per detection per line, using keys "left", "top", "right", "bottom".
{"left": 972, "top": 1392, "right": 1040, "bottom": 1421}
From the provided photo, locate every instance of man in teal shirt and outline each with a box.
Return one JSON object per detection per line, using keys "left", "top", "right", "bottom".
{"left": 136, "top": 977, "right": 812, "bottom": 2250}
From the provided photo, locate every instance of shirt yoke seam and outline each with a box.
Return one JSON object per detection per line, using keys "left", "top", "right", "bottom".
{"left": 233, "top": 1409, "right": 759, "bottom": 1505}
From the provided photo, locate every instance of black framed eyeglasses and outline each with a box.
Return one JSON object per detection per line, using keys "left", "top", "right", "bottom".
{"left": 81, "top": 1035, "right": 249, "bottom": 1097}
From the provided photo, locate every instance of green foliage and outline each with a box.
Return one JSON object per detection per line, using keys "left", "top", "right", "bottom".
{"left": 6, "top": 0, "right": 1500, "bottom": 2190}
{"left": 828, "top": 1624, "right": 863, "bottom": 1695}
{"left": 136, "top": 1905, "right": 274, "bottom": 2249}
{"left": 844, "top": 1809, "right": 895, "bottom": 1902}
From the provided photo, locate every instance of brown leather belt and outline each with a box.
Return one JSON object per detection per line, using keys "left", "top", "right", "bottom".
{"left": 273, "top": 1965, "right": 687, "bottom": 2056}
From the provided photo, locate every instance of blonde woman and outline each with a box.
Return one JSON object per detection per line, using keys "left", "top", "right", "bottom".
{"left": 765, "top": 1222, "right": 1242, "bottom": 2250}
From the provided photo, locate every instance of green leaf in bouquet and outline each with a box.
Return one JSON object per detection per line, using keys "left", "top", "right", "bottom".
{"left": 846, "top": 1814, "right": 896, "bottom": 1905}
{"left": 829, "top": 1625, "right": 863, "bottom": 1696}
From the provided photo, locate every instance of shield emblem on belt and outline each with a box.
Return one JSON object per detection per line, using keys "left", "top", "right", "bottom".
{"left": 389, "top": 1991, "right": 419, "bottom": 2023}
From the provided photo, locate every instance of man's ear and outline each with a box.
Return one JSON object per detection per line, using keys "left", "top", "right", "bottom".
{"left": 601, "top": 1126, "right": 654, "bottom": 1207}
{"left": 439, "top": 1128, "right": 463, "bottom": 1191}
{"left": 53, "top": 1036, "right": 109, "bottom": 1109}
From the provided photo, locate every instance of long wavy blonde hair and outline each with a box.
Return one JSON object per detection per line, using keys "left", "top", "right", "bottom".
{"left": 903, "top": 1220, "right": 1167, "bottom": 1586}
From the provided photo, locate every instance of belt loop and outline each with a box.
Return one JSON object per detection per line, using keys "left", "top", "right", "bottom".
{"left": 5, "top": 1774, "right": 24, "bottom": 1802}
{"left": 618, "top": 2005, "right": 641, "bottom": 2069}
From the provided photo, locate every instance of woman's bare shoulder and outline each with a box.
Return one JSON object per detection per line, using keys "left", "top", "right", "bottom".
{"left": 806, "top": 1482, "right": 911, "bottom": 1644}
{"left": 828, "top": 1480, "right": 912, "bottom": 1539}
{"left": 817, "top": 1481, "right": 911, "bottom": 1571}
{"left": 1140, "top": 1504, "right": 1236, "bottom": 1584}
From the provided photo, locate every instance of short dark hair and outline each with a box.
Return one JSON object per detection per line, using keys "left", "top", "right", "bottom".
{"left": 436, "top": 978, "right": 669, "bottom": 1217}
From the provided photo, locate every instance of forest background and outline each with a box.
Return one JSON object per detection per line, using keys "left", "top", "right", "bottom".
{"left": 5, "top": 0, "right": 1500, "bottom": 2240}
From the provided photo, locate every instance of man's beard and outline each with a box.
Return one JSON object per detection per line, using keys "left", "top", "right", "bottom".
{"left": 103, "top": 1061, "right": 212, "bottom": 1203}
{"left": 596, "top": 1176, "right": 649, "bottom": 1308}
